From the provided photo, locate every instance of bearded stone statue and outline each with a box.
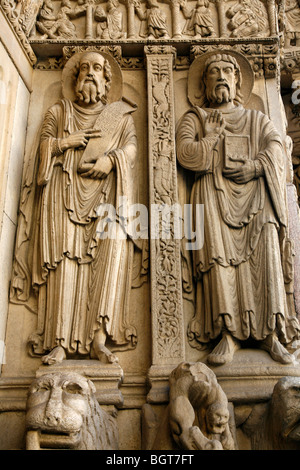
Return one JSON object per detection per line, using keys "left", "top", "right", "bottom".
{"left": 176, "top": 51, "right": 300, "bottom": 366}
{"left": 11, "top": 51, "right": 139, "bottom": 365}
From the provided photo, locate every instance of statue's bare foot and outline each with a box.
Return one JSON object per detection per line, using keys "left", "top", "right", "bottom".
{"left": 92, "top": 342, "right": 119, "bottom": 364}
{"left": 207, "top": 333, "right": 240, "bottom": 366}
{"left": 42, "top": 346, "right": 66, "bottom": 365}
{"left": 260, "top": 335, "right": 294, "bottom": 364}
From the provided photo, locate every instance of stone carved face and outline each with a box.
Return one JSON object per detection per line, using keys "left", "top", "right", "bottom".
{"left": 204, "top": 60, "right": 238, "bottom": 105}
{"left": 26, "top": 372, "right": 96, "bottom": 448}
{"left": 75, "top": 52, "right": 110, "bottom": 105}
{"left": 205, "top": 402, "right": 229, "bottom": 435}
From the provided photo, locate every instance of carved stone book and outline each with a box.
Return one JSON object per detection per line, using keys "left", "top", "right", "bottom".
{"left": 224, "top": 134, "right": 250, "bottom": 169}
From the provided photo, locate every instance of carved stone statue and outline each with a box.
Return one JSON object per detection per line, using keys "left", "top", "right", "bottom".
{"left": 135, "top": 0, "right": 169, "bottom": 39}
{"left": 95, "top": 0, "right": 125, "bottom": 39}
{"left": 26, "top": 372, "right": 118, "bottom": 449}
{"left": 226, "top": 0, "right": 269, "bottom": 38}
{"left": 181, "top": 0, "right": 216, "bottom": 38}
{"left": 43, "top": 0, "right": 77, "bottom": 39}
{"left": 11, "top": 51, "right": 138, "bottom": 365}
{"left": 238, "top": 376, "right": 300, "bottom": 450}
{"left": 35, "top": 0, "right": 56, "bottom": 39}
{"left": 150, "top": 362, "right": 235, "bottom": 450}
{"left": 176, "top": 51, "right": 300, "bottom": 366}
{"left": 284, "top": 0, "right": 300, "bottom": 47}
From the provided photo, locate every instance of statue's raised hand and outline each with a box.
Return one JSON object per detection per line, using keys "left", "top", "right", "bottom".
{"left": 204, "top": 110, "right": 225, "bottom": 137}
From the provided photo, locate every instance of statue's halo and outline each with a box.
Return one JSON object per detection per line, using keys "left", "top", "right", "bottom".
{"left": 62, "top": 50, "right": 123, "bottom": 103}
{"left": 187, "top": 50, "right": 254, "bottom": 108}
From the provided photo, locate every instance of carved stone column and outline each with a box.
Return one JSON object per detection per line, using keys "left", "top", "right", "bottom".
{"left": 215, "top": 0, "right": 227, "bottom": 37}
{"left": 266, "top": 0, "right": 277, "bottom": 36}
{"left": 169, "top": 0, "right": 182, "bottom": 38}
{"left": 126, "top": 0, "right": 136, "bottom": 38}
{"left": 144, "top": 45, "right": 185, "bottom": 403}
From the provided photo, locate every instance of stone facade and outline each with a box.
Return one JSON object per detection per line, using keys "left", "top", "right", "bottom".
{"left": 1, "top": 0, "right": 300, "bottom": 451}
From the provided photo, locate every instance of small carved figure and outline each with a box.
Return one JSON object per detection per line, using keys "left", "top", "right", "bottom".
{"left": 18, "top": 0, "right": 44, "bottom": 38}
{"left": 35, "top": 0, "right": 56, "bottom": 39}
{"left": 176, "top": 51, "right": 300, "bottom": 366}
{"left": 135, "top": 0, "right": 169, "bottom": 39}
{"left": 284, "top": 0, "right": 300, "bottom": 47}
{"left": 150, "top": 362, "right": 235, "bottom": 450}
{"left": 26, "top": 372, "right": 118, "bottom": 450}
{"left": 226, "top": 0, "right": 268, "bottom": 38}
{"left": 239, "top": 376, "right": 300, "bottom": 450}
{"left": 44, "top": 0, "right": 77, "bottom": 39}
{"left": 95, "top": 0, "right": 125, "bottom": 39}
{"left": 11, "top": 51, "right": 138, "bottom": 365}
{"left": 181, "top": 0, "right": 216, "bottom": 38}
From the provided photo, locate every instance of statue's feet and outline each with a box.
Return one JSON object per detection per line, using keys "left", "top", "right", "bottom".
{"left": 92, "top": 342, "right": 119, "bottom": 364}
{"left": 42, "top": 346, "right": 66, "bottom": 365}
{"left": 207, "top": 334, "right": 240, "bottom": 366}
{"left": 260, "top": 335, "right": 294, "bottom": 364}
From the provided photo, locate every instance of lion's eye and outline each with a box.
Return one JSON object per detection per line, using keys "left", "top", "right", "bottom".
{"left": 33, "top": 381, "right": 51, "bottom": 392}
{"left": 63, "top": 382, "right": 83, "bottom": 394}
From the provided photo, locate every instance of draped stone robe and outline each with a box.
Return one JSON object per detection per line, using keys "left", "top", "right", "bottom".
{"left": 29, "top": 98, "right": 138, "bottom": 356}
{"left": 176, "top": 104, "right": 300, "bottom": 348}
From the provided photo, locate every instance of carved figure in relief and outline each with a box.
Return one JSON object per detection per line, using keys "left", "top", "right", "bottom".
{"left": 11, "top": 51, "right": 138, "bottom": 365}
{"left": 284, "top": 0, "right": 300, "bottom": 47}
{"left": 151, "top": 362, "right": 235, "bottom": 450}
{"left": 95, "top": 0, "right": 125, "bottom": 39}
{"left": 135, "top": 0, "right": 169, "bottom": 39}
{"left": 35, "top": 0, "right": 56, "bottom": 38}
{"left": 176, "top": 51, "right": 300, "bottom": 366}
{"left": 181, "top": 0, "right": 216, "bottom": 38}
{"left": 44, "top": 0, "right": 77, "bottom": 38}
{"left": 17, "top": 0, "right": 44, "bottom": 37}
{"left": 226, "top": 0, "right": 268, "bottom": 38}
{"left": 26, "top": 372, "right": 118, "bottom": 449}
{"left": 238, "top": 376, "right": 300, "bottom": 449}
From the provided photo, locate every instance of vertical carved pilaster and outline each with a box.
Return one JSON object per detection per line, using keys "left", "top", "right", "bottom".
{"left": 144, "top": 46, "right": 185, "bottom": 372}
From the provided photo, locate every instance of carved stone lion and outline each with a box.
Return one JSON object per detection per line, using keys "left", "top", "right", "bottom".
{"left": 25, "top": 371, "right": 118, "bottom": 450}
{"left": 240, "top": 376, "right": 300, "bottom": 450}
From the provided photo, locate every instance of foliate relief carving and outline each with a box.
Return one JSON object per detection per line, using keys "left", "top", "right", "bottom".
{"left": 0, "top": 0, "right": 36, "bottom": 64}
{"left": 26, "top": 372, "right": 118, "bottom": 450}
{"left": 10, "top": 51, "right": 139, "bottom": 365}
{"left": 176, "top": 50, "right": 300, "bottom": 367}
{"left": 151, "top": 362, "right": 236, "bottom": 450}
{"left": 145, "top": 48, "right": 185, "bottom": 362}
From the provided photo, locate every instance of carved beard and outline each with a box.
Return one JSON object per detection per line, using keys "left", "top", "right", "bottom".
{"left": 206, "top": 83, "right": 235, "bottom": 105}
{"left": 75, "top": 77, "right": 106, "bottom": 105}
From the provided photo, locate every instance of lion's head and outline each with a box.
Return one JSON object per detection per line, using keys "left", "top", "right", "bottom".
{"left": 26, "top": 371, "right": 118, "bottom": 450}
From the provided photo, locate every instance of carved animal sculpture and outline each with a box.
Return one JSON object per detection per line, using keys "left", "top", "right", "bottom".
{"left": 25, "top": 371, "right": 118, "bottom": 450}
{"left": 243, "top": 376, "right": 300, "bottom": 450}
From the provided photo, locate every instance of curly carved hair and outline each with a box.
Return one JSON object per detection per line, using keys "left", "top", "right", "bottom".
{"left": 72, "top": 52, "right": 112, "bottom": 104}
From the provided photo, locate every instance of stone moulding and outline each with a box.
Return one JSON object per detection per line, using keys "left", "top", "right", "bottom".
{"left": 0, "top": 0, "right": 36, "bottom": 65}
